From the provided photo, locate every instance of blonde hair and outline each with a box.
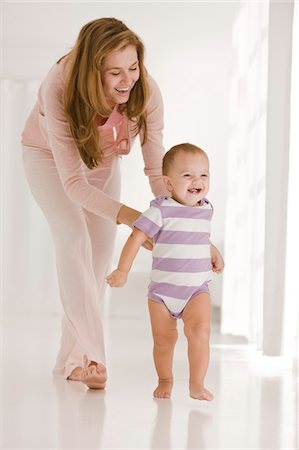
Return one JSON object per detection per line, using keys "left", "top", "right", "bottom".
{"left": 61, "top": 18, "right": 149, "bottom": 169}
{"left": 162, "top": 143, "right": 208, "bottom": 175}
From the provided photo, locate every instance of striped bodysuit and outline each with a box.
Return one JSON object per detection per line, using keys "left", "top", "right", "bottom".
{"left": 133, "top": 196, "right": 213, "bottom": 318}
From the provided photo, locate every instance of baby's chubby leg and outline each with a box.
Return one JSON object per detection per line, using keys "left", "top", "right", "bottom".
{"left": 182, "top": 292, "right": 214, "bottom": 401}
{"left": 148, "top": 300, "right": 178, "bottom": 399}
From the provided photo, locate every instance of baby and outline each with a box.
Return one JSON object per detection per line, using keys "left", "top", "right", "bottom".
{"left": 106, "top": 143, "right": 224, "bottom": 400}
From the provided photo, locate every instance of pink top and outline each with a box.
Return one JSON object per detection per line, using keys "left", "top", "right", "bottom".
{"left": 21, "top": 57, "right": 167, "bottom": 223}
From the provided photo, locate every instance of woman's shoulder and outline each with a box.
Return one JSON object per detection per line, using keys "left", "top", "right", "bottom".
{"left": 56, "top": 55, "right": 72, "bottom": 82}
{"left": 146, "top": 73, "right": 161, "bottom": 96}
{"left": 38, "top": 64, "right": 61, "bottom": 99}
{"left": 39, "top": 55, "right": 70, "bottom": 94}
{"left": 145, "top": 73, "right": 163, "bottom": 111}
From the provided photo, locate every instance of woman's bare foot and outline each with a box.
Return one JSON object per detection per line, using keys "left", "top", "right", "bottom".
{"left": 67, "top": 358, "right": 107, "bottom": 390}
{"left": 80, "top": 362, "right": 107, "bottom": 389}
{"left": 153, "top": 378, "right": 173, "bottom": 399}
{"left": 190, "top": 383, "right": 214, "bottom": 401}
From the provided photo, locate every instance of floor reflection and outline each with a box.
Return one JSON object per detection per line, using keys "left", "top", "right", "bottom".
{"left": 53, "top": 379, "right": 106, "bottom": 449}
{"left": 150, "top": 399, "right": 173, "bottom": 449}
{"left": 258, "top": 375, "right": 298, "bottom": 449}
{"left": 186, "top": 409, "right": 213, "bottom": 449}
{"left": 150, "top": 398, "right": 214, "bottom": 449}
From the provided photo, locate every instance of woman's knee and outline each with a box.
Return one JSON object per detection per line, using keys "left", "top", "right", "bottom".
{"left": 51, "top": 220, "right": 90, "bottom": 255}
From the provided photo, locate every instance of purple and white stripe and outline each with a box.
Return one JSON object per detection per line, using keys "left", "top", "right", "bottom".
{"left": 133, "top": 196, "right": 214, "bottom": 304}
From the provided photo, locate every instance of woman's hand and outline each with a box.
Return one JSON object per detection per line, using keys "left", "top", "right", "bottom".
{"left": 117, "top": 205, "right": 153, "bottom": 250}
{"left": 117, "top": 205, "right": 141, "bottom": 228}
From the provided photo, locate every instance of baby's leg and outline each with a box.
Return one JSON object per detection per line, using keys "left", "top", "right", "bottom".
{"left": 182, "top": 292, "right": 214, "bottom": 401}
{"left": 148, "top": 300, "right": 178, "bottom": 398}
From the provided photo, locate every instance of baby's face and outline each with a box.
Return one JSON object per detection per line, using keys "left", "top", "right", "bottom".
{"left": 163, "top": 151, "right": 210, "bottom": 206}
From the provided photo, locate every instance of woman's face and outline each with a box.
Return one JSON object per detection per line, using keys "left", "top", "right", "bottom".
{"left": 102, "top": 45, "right": 140, "bottom": 108}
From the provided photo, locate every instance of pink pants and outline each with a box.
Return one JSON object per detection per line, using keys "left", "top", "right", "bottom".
{"left": 22, "top": 146, "right": 121, "bottom": 379}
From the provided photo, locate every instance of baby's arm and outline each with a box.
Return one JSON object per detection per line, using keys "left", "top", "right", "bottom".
{"left": 106, "top": 227, "right": 149, "bottom": 287}
{"left": 211, "top": 243, "right": 225, "bottom": 273}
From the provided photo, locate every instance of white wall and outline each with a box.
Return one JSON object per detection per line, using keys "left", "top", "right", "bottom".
{"left": 263, "top": 0, "right": 294, "bottom": 355}
{"left": 2, "top": 1, "right": 237, "bottom": 313}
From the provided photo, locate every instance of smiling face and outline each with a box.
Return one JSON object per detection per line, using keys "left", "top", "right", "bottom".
{"left": 102, "top": 45, "right": 140, "bottom": 107}
{"left": 163, "top": 150, "right": 210, "bottom": 206}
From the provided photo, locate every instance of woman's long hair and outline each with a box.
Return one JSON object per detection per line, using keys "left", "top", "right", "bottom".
{"left": 61, "top": 18, "right": 149, "bottom": 169}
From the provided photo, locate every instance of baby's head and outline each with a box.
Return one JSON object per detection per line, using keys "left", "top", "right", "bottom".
{"left": 162, "top": 143, "right": 210, "bottom": 206}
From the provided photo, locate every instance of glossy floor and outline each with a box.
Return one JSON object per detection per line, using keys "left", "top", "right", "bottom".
{"left": 2, "top": 309, "right": 298, "bottom": 450}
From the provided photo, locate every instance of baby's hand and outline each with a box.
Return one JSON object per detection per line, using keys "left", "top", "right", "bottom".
{"left": 106, "top": 269, "right": 128, "bottom": 287}
{"left": 212, "top": 254, "right": 225, "bottom": 273}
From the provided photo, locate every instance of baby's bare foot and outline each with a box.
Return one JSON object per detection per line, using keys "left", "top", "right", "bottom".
{"left": 190, "top": 383, "right": 214, "bottom": 401}
{"left": 153, "top": 378, "right": 173, "bottom": 399}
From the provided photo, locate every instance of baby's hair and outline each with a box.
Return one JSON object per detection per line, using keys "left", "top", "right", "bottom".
{"left": 162, "top": 143, "right": 208, "bottom": 176}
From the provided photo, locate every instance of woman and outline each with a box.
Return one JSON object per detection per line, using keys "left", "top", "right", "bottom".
{"left": 21, "top": 17, "right": 167, "bottom": 389}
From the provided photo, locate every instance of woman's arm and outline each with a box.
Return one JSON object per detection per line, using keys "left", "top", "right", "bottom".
{"left": 106, "top": 228, "right": 148, "bottom": 287}
{"left": 139, "top": 75, "right": 169, "bottom": 197}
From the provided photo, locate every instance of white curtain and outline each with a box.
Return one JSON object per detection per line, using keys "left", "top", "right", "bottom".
{"left": 221, "top": 0, "right": 296, "bottom": 359}
{"left": 284, "top": 1, "right": 299, "bottom": 361}
{"left": 221, "top": 2, "right": 268, "bottom": 347}
{"left": 1, "top": 80, "right": 61, "bottom": 316}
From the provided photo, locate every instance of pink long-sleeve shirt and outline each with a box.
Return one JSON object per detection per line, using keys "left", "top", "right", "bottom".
{"left": 21, "top": 57, "right": 166, "bottom": 223}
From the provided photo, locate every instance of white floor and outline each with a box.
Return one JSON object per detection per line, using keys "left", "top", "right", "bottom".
{"left": 2, "top": 305, "right": 298, "bottom": 450}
